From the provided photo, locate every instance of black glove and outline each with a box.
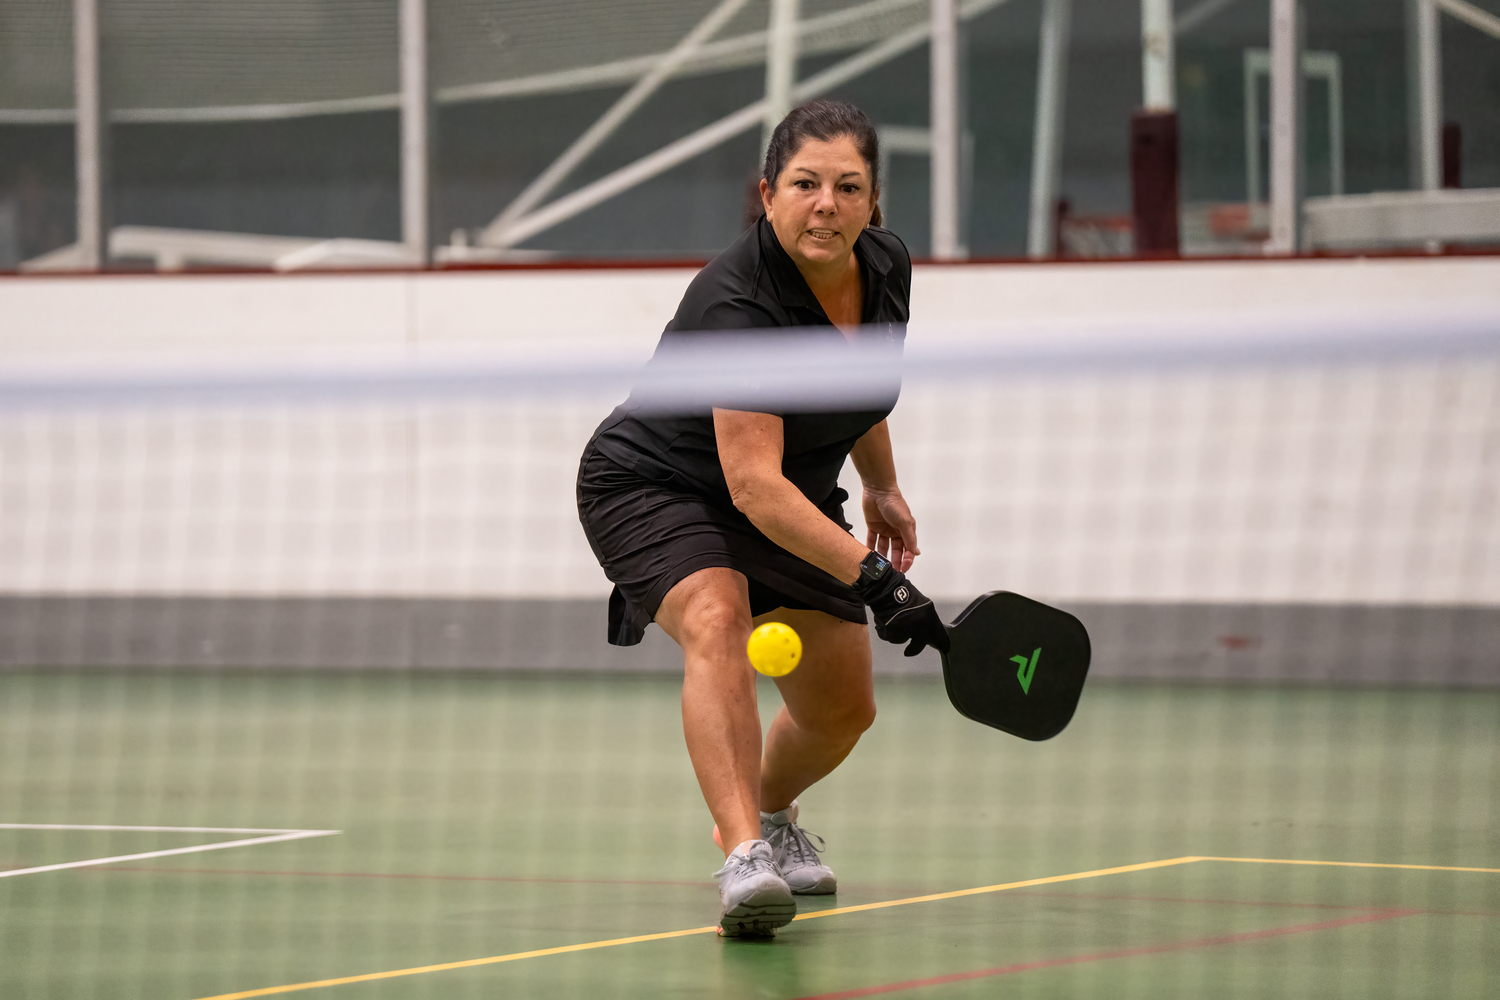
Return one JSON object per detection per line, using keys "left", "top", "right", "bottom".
{"left": 851, "top": 551, "right": 950, "bottom": 657}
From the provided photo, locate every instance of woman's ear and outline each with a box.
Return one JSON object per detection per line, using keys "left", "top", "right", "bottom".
{"left": 759, "top": 177, "right": 773, "bottom": 219}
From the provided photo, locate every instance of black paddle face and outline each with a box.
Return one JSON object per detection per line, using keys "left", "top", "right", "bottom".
{"left": 939, "top": 591, "right": 1091, "bottom": 741}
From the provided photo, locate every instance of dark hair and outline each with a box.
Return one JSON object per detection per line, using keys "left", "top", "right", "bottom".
{"left": 762, "top": 98, "right": 882, "bottom": 227}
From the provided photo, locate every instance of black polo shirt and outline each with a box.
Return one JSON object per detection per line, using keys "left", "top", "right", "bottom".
{"left": 588, "top": 216, "right": 911, "bottom": 510}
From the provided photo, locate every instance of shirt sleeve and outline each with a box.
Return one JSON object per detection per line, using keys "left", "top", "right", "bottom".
{"left": 696, "top": 295, "right": 783, "bottom": 331}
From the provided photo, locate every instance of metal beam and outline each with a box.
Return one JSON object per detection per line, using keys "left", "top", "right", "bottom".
{"left": 1245, "top": 50, "right": 1344, "bottom": 206}
{"left": 9, "top": 0, "right": 1019, "bottom": 128}
{"left": 1437, "top": 0, "right": 1500, "bottom": 39}
{"left": 73, "top": 0, "right": 106, "bottom": 270}
{"left": 1027, "top": 0, "right": 1071, "bottom": 259}
{"left": 764, "top": 0, "right": 800, "bottom": 153}
{"left": 1266, "top": 0, "right": 1303, "bottom": 254}
{"left": 930, "top": 0, "right": 962, "bottom": 259}
{"left": 1175, "top": 0, "right": 1241, "bottom": 36}
{"left": 1142, "top": 0, "right": 1175, "bottom": 110}
{"left": 1314, "top": 51, "right": 1345, "bottom": 197}
{"left": 876, "top": 125, "right": 930, "bottom": 224}
{"left": 485, "top": 0, "right": 752, "bottom": 246}
{"left": 450, "top": 0, "right": 930, "bottom": 107}
{"left": 1416, "top": 0, "right": 1443, "bottom": 192}
{"left": 1406, "top": 0, "right": 1423, "bottom": 187}
{"left": 489, "top": 2, "right": 1004, "bottom": 250}
{"left": 1244, "top": 50, "right": 1261, "bottom": 208}
{"left": 399, "top": 0, "right": 430, "bottom": 264}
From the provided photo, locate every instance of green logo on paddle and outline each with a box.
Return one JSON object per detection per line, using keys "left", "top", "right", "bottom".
{"left": 1011, "top": 648, "right": 1041, "bottom": 694}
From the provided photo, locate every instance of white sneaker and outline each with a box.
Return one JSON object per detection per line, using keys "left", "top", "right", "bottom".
{"left": 713, "top": 840, "right": 796, "bottom": 936}
{"left": 761, "top": 802, "right": 837, "bottom": 895}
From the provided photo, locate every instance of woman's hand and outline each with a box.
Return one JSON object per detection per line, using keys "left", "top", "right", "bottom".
{"left": 863, "top": 486, "right": 919, "bottom": 573}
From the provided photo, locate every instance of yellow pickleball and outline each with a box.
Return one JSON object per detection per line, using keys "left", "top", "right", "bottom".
{"left": 747, "top": 622, "right": 802, "bottom": 677}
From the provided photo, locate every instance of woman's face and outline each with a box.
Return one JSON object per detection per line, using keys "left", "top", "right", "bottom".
{"left": 761, "top": 135, "right": 877, "bottom": 272}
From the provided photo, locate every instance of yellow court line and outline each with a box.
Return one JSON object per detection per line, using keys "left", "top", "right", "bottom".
{"left": 1198, "top": 856, "right": 1500, "bottom": 874}
{"left": 191, "top": 926, "right": 721, "bottom": 1000}
{"left": 791, "top": 856, "right": 1205, "bottom": 921}
{"left": 190, "top": 853, "right": 1500, "bottom": 1000}
{"left": 189, "top": 856, "right": 1204, "bottom": 1000}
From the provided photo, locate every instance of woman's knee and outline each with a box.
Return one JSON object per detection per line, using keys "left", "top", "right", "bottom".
{"left": 658, "top": 569, "right": 752, "bottom": 652}
{"left": 680, "top": 595, "right": 751, "bottom": 652}
{"left": 791, "top": 688, "right": 876, "bottom": 742}
{"left": 834, "top": 696, "right": 878, "bottom": 738}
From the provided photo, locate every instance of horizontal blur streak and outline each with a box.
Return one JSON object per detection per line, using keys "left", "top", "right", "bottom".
{"left": 0, "top": 306, "right": 1496, "bottom": 412}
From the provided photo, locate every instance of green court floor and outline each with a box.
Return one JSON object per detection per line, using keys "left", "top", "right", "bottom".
{"left": 2, "top": 671, "right": 1496, "bottom": 999}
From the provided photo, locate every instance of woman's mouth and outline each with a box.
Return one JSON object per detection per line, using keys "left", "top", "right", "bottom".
{"left": 806, "top": 228, "right": 839, "bottom": 241}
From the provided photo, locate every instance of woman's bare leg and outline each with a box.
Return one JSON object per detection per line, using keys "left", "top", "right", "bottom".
{"left": 655, "top": 567, "right": 763, "bottom": 857}
{"left": 756, "top": 609, "right": 875, "bottom": 814}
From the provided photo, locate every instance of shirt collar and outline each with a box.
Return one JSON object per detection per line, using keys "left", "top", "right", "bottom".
{"left": 759, "top": 216, "right": 892, "bottom": 316}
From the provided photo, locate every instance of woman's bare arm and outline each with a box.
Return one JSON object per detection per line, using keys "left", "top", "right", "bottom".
{"left": 848, "top": 419, "right": 898, "bottom": 490}
{"left": 848, "top": 420, "right": 919, "bottom": 572}
{"left": 714, "top": 408, "right": 870, "bottom": 585}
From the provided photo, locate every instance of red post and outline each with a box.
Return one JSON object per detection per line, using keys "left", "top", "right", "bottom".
{"left": 1130, "top": 110, "right": 1180, "bottom": 257}
{"left": 1442, "top": 121, "right": 1462, "bottom": 189}
{"left": 1054, "top": 197, "right": 1071, "bottom": 258}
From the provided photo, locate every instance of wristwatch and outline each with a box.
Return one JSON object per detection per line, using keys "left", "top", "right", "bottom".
{"left": 856, "top": 551, "right": 893, "bottom": 592}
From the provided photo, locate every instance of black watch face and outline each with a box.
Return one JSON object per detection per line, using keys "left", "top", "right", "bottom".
{"left": 864, "top": 552, "right": 891, "bottom": 580}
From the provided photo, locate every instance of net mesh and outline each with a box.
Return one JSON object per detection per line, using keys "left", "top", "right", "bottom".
{"left": 2, "top": 362, "right": 1496, "bottom": 605}
{"left": 1, "top": 270, "right": 1498, "bottom": 997}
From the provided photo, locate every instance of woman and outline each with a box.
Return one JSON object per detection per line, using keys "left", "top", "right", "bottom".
{"left": 577, "top": 99, "right": 948, "bottom": 937}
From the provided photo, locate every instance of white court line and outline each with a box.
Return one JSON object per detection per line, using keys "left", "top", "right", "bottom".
{"left": 0, "top": 823, "right": 341, "bottom": 878}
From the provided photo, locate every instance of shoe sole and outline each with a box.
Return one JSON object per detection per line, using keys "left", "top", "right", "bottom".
{"left": 719, "top": 886, "right": 796, "bottom": 937}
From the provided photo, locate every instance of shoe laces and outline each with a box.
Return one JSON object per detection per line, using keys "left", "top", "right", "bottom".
{"left": 715, "top": 844, "right": 778, "bottom": 880}
{"left": 766, "top": 820, "right": 825, "bottom": 869}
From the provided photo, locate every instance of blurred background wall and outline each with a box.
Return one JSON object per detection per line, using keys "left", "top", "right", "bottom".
{"left": 2, "top": 0, "right": 1497, "bottom": 266}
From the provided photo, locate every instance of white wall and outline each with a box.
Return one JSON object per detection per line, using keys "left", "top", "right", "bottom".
{"left": 2, "top": 257, "right": 1498, "bottom": 605}
{"left": 0, "top": 268, "right": 694, "bottom": 359}
{"left": 8, "top": 255, "right": 1500, "bottom": 357}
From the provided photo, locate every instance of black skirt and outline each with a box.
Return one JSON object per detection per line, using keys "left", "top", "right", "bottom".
{"left": 576, "top": 447, "right": 867, "bottom": 646}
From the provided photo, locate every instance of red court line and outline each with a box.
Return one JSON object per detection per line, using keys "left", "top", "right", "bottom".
{"left": 790, "top": 909, "right": 1419, "bottom": 1000}
{"left": 82, "top": 866, "right": 706, "bottom": 888}
{"left": 1032, "top": 893, "right": 1500, "bottom": 919}
{"left": 1010, "top": 890, "right": 1500, "bottom": 917}
{"left": 1008, "top": 890, "right": 1379, "bottom": 911}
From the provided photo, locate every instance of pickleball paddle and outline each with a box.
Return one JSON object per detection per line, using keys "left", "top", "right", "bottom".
{"left": 939, "top": 591, "right": 1091, "bottom": 741}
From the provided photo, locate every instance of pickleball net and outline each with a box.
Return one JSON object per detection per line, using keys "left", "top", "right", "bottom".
{"left": 2, "top": 309, "right": 1496, "bottom": 666}
{"left": 2, "top": 308, "right": 1497, "bottom": 998}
